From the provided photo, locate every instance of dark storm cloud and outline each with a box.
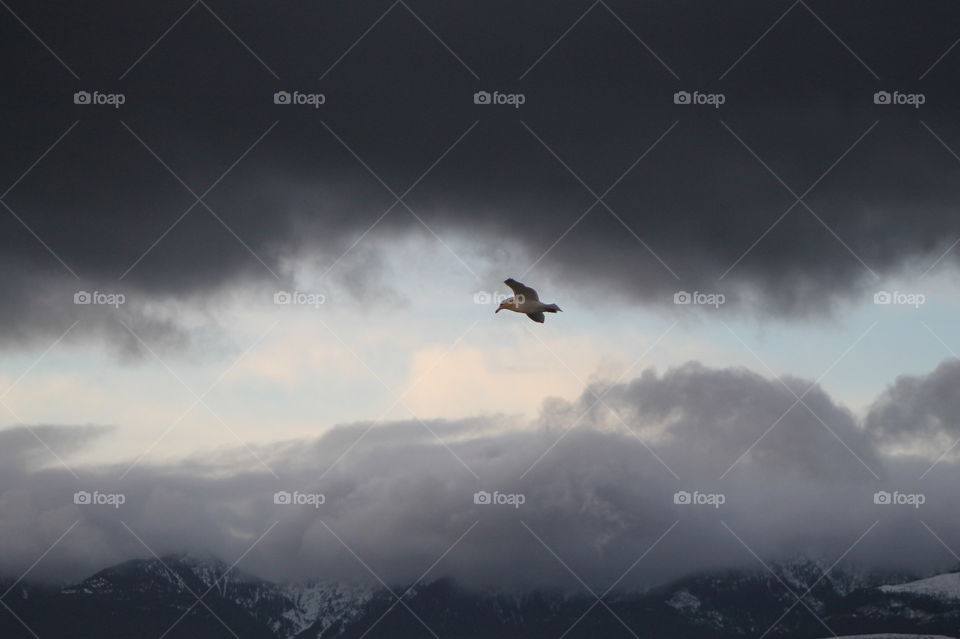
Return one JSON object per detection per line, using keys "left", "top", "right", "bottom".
{"left": 4, "top": 1, "right": 960, "bottom": 345}
{"left": 2, "top": 361, "right": 956, "bottom": 590}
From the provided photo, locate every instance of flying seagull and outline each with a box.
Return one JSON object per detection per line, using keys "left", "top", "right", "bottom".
{"left": 496, "top": 278, "right": 562, "bottom": 323}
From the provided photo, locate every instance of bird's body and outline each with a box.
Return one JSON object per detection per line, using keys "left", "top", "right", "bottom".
{"left": 496, "top": 278, "right": 562, "bottom": 323}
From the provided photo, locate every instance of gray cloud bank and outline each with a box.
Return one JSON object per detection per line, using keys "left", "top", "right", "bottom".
{"left": 2, "top": 360, "right": 959, "bottom": 591}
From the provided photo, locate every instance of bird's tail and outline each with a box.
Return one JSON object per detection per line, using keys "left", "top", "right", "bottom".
{"left": 545, "top": 304, "right": 562, "bottom": 313}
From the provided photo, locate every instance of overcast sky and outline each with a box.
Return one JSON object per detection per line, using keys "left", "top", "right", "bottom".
{"left": 3, "top": 0, "right": 960, "bottom": 590}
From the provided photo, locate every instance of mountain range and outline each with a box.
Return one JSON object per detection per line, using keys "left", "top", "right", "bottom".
{"left": 1, "top": 554, "right": 958, "bottom": 638}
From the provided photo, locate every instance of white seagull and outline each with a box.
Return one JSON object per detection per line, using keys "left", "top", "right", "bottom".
{"left": 496, "top": 278, "right": 562, "bottom": 323}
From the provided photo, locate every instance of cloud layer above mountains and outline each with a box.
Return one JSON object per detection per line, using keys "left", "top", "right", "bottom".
{"left": 3, "top": 360, "right": 958, "bottom": 590}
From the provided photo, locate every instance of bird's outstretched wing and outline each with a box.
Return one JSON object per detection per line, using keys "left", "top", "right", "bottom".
{"left": 504, "top": 278, "right": 539, "bottom": 301}
{"left": 526, "top": 312, "right": 545, "bottom": 323}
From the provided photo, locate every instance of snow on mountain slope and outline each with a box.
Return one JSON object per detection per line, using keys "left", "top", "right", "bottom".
{"left": 816, "top": 635, "right": 956, "bottom": 638}
{"left": 58, "top": 554, "right": 374, "bottom": 639}
{"left": 273, "top": 581, "right": 374, "bottom": 638}
{"left": 170, "top": 555, "right": 374, "bottom": 638}
{"left": 879, "top": 573, "right": 960, "bottom": 601}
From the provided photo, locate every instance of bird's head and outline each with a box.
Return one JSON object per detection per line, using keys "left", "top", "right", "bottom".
{"left": 495, "top": 297, "right": 515, "bottom": 313}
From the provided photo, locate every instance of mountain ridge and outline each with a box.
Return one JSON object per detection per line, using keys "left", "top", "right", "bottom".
{"left": 1, "top": 555, "right": 958, "bottom": 638}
